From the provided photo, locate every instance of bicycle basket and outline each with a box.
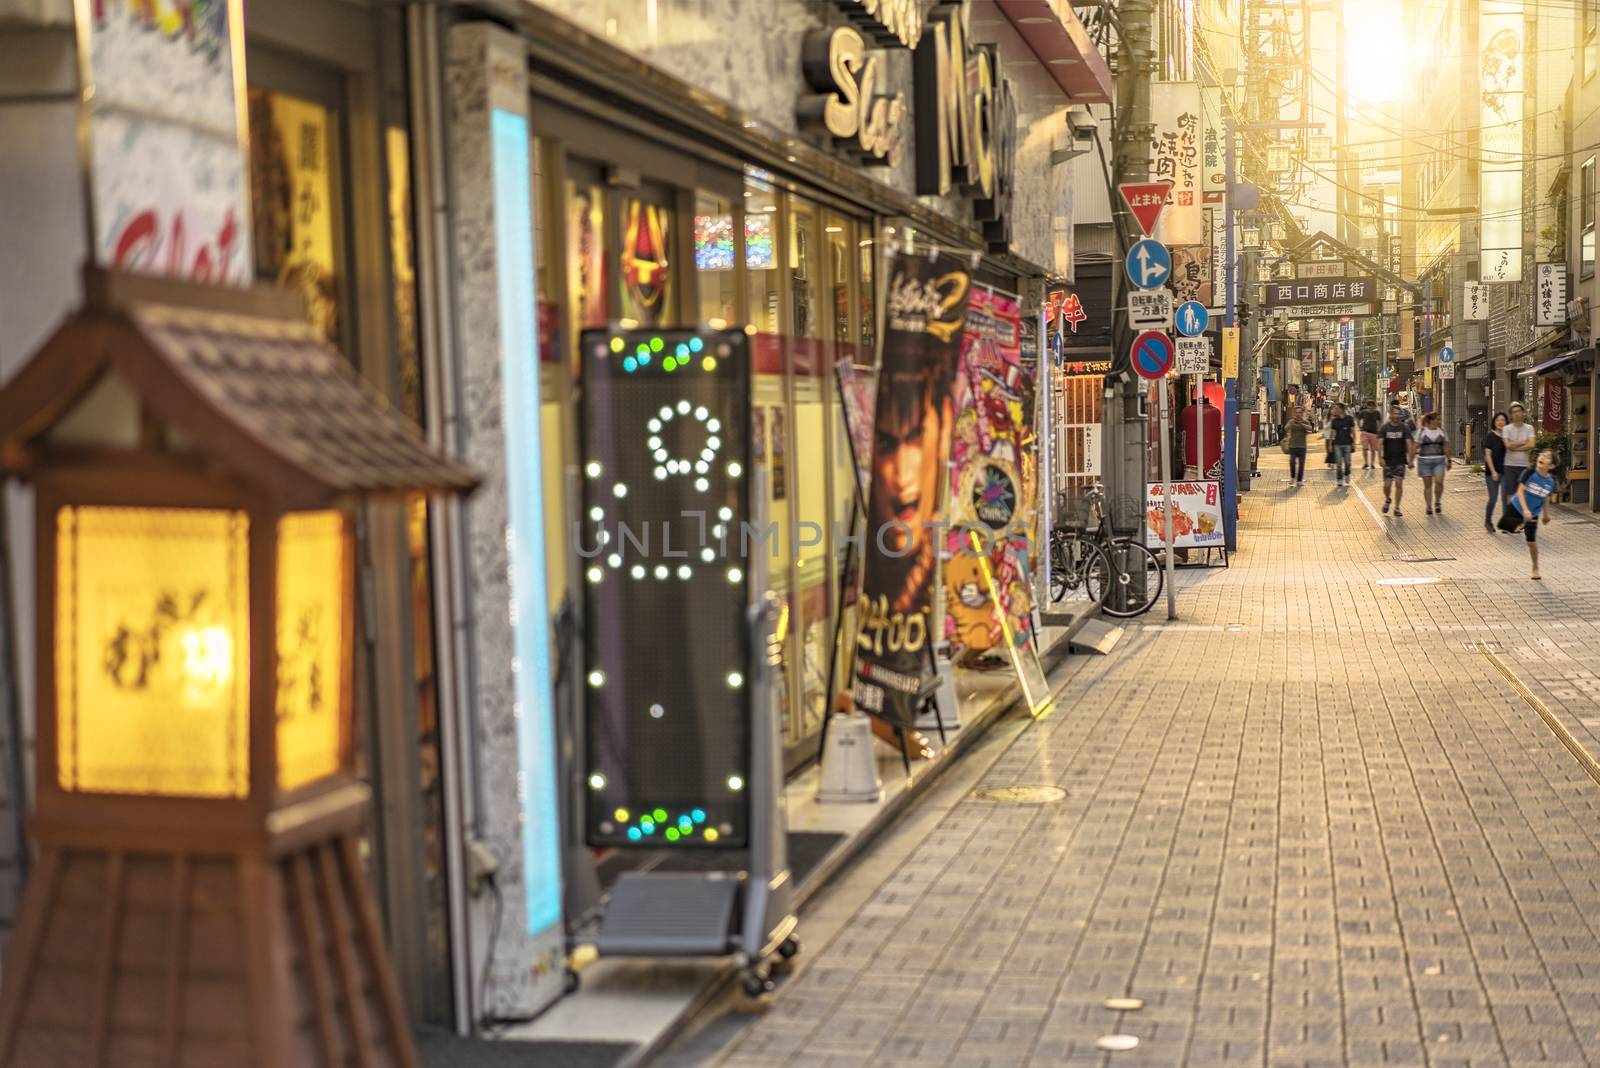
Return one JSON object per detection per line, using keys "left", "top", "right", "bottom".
{"left": 1056, "top": 494, "right": 1093, "bottom": 532}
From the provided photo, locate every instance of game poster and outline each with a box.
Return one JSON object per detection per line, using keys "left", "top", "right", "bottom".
{"left": 853, "top": 251, "right": 971, "bottom": 726}
{"left": 944, "top": 288, "right": 1038, "bottom": 654}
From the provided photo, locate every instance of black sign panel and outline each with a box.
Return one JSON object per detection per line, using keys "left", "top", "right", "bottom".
{"left": 579, "top": 328, "right": 752, "bottom": 849}
{"left": 1263, "top": 277, "right": 1378, "bottom": 306}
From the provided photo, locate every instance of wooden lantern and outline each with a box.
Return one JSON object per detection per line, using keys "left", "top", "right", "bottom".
{"left": 0, "top": 269, "right": 477, "bottom": 1067}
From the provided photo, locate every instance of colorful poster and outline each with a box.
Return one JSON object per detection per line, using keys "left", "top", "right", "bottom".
{"left": 1145, "top": 480, "right": 1224, "bottom": 548}
{"left": 835, "top": 360, "right": 877, "bottom": 507}
{"left": 943, "top": 288, "right": 1035, "bottom": 655}
{"left": 854, "top": 250, "right": 971, "bottom": 726}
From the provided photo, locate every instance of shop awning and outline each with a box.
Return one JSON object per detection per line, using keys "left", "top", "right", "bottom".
{"left": 1519, "top": 348, "right": 1591, "bottom": 377}
{"left": 996, "top": 0, "right": 1113, "bottom": 103}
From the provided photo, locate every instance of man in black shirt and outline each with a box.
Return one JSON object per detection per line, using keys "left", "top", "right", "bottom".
{"left": 1358, "top": 403, "right": 1382, "bottom": 469}
{"left": 1380, "top": 406, "right": 1415, "bottom": 516}
{"left": 1328, "top": 403, "right": 1356, "bottom": 486}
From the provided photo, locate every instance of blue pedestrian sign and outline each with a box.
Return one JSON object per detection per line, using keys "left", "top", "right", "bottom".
{"left": 1439, "top": 346, "right": 1455, "bottom": 364}
{"left": 1124, "top": 238, "right": 1172, "bottom": 290}
{"left": 1176, "top": 300, "right": 1209, "bottom": 337}
{"left": 1131, "top": 330, "right": 1175, "bottom": 380}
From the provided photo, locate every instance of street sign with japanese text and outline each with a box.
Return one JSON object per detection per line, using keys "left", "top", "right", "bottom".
{"left": 1150, "top": 81, "right": 1202, "bottom": 246}
{"left": 1535, "top": 264, "right": 1568, "bottom": 327}
{"left": 1463, "top": 281, "right": 1488, "bottom": 320}
{"left": 1264, "top": 277, "right": 1378, "bottom": 307}
{"left": 1175, "top": 337, "right": 1211, "bottom": 374}
{"left": 1128, "top": 289, "right": 1174, "bottom": 330}
{"left": 1268, "top": 303, "right": 1377, "bottom": 320}
{"left": 1118, "top": 181, "right": 1172, "bottom": 237}
{"left": 1439, "top": 362, "right": 1456, "bottom": 380}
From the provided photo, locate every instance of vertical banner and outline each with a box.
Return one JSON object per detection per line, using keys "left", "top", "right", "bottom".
{"left": 1151, "top": 81, "right": 1204, "bottom": 248}
{"left": 80, "top": 1, "right": 252, "bottom": 282}
{"left": 944, "top": 289, "right": 1033, "bottom": 655}
{"left": 1535, "top": 264, "right": 1568, "bottom": 327}
{"left": 1479, "top": 0, "right": 1523, "bottom": 281}
{"left": 854, "top": 251, "right": 971, "bottom": 726}
{"left": 1202, "top": 86, "right": 1227, "bottom": 312}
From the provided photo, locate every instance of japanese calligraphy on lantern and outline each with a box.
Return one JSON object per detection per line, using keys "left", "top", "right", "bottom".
{"left": 1535, "top": 263, "right": 1568, "bottom": 327}
{"left": 1150, "top": 81, "right": 1203, "bottom": 247}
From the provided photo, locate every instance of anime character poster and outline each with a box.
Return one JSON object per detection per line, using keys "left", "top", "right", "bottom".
{"left": 943, "top": 289, "right": 1036, "bottom": 655}
{"left": 853, "top": 251, "right": 971, "bottom": 727}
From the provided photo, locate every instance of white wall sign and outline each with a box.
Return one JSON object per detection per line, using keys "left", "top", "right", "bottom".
{"left": 1463, "top": 281, "right": 1489, "bottom": 320}
{"left": 1535, "top": 263, "right": 1568, "bottom": 327}
{"left": 1150, "top": 81, "right": 1203, "bottom": 247}
{"left": 1439, "top": 362, "right": 1456, "bottom": 379}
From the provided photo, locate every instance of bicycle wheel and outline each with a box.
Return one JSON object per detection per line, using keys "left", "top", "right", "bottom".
{"left": 1050, "top": 533, "right": 1109, "bottom": 610}
{"left": 1099, "top": 538, "right": 1164, "bottom": 618}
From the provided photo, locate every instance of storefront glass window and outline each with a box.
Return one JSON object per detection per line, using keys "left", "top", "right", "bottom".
{"left": 620, "top": 194, "right": 673, "bottom": 325}
{"left": 745, "top": 178, "right": 780, "bottom": 335}
{"left": 695, "top": 192, "right": 738, "bottom": 327}
{"left": 247, "top": 87, "right": 342, "bottom": 347}
{"left": 859, "top": 227, "right": 877, "bottom": 365}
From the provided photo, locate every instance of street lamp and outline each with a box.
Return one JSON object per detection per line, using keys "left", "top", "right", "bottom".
{"left": 0, "top": 268, "right": 477, "bottom": 1066}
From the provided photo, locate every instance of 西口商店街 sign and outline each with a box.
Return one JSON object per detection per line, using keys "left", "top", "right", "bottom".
{"left": 1264, "top": 278, "right": 1378, "bottom": 306}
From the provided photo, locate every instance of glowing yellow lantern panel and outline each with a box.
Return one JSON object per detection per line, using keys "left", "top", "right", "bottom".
{"left": 276, "top": 510, "right": 349, "bottom": 790}
{"left": 56, "top": 506, "right": 250, "bottom": 797}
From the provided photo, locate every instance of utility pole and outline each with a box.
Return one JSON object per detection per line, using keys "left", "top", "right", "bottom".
{"left": 1106, "top": 0, "right": 1155, "bottom": 539}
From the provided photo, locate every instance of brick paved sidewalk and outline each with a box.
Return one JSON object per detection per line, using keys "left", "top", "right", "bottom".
{"left": 682, "top": 443, "right": 1600, "bottom": 1068}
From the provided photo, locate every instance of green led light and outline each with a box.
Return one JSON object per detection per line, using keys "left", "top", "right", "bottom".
{"left": 665, "top": 827, "right": 680, "bottom": 842}
{"left": 636, "top": 343, "right": 649, "bottom": 356}
{"left": 653, "top": 808, "right": 668, "bottom": 823}
{"left": 663, "top": 356, "right": 677, "bottom": 371}
{"left": 650, "top": 336, "right": 664, "bottom": 352}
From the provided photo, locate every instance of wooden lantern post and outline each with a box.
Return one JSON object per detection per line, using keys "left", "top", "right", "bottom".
{"left": 0, "top": 269, "right": 478, "bottom": 1067}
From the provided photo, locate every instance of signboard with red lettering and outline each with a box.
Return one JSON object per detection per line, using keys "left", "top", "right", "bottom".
{"left": 1118, "top": 181, "right": 1173, "bottom": 237}
{"left": 1145, "top": 480, "right": 1224, "bottom": 548}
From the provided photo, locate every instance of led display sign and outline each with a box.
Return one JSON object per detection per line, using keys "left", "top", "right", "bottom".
{"left": 579, "top": 328, "right": 753, "bottom": 849}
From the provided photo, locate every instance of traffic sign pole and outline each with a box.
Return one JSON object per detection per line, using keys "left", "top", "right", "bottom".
{"left": 1157, "top": 379, "right": 1176, "bottom": 621}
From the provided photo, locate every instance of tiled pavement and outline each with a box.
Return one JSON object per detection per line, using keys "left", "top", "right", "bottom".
{"left": 675, "top": 444, "right": 1600, "bottom": 1068}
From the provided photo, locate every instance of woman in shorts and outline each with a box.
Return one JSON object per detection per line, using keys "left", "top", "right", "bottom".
{"left": 1497, "top": 448, "right": 1559, "bottom": 580}
{"left": 1414, "top": 412, "right": 1450, "bottom": 515}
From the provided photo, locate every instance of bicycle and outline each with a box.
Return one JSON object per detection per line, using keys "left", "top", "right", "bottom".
{"left": 1048, "top": 484, "right": 1164, "bottom": 619}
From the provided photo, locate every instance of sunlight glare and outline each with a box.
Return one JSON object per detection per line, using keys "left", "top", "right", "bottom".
{"left": 1343, "top": 0, "right": 1407, "bottom": 103}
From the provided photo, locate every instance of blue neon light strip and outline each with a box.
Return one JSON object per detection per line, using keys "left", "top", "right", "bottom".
{"left": 491, "top": 107, "right": 563, "bottom": 935}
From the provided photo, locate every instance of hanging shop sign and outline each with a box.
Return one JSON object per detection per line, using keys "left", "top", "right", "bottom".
{"left": 1265, "top": 278, "right": 1378, "bottom": 306}
{"left": 78, "top": 0, "right": 252, "bottom": 283}
{"left": 913, "top": 0, "right": 1018, "bottom": 249}
{"left": 799, "top": 26, "right": 906, "bottom": 166}
{"left": 855, "top": 250, "right": 971, "bottom": 725}
{"left": 1542, "top": 380, "right": 1567, "bottom": 432}
{"left": 1150, "top": 81, "right": 1203, "bottom": 247}
{"left": 1463, "top": 281, "right": 1489, "bottom": 320}
{"left": 1200, "top": 86, "right": 1225, "bottom": 206}
{"left": 834, "top": 0, "right": 923, "bottom": 47}
{"left": 1480, "top": 0, "right": 1524, "bottom": 281}
{"left": 1045, "top": 289, "right": 1087, "bottom": 333}
{"left": 1535, "top": 263, "right": 1568, "bottom": 328}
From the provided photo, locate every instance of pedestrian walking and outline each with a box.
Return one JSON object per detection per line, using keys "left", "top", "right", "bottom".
{"left": 1415, "top": 411, "right": 1450, "bottom": 515}
{"left": 1496, "top": 447, "right": 1559, "bottom": 580}
{"left": 1284, "top": 409, "right": 1309, "bottom": 484}
{"left": 1500, "top": 401, "right": 1536, "bottom": 506}
{"left": 1379, "top": 406, "right": 1414, "bottom": 516}
{"left": 1358, "top": 402, "right": 1381, "bottom": 468}
{"left": 1482, "top": 410, "right": 1508, "bottom": 532}
{"left": 1328, "top": 403, "right": 1355, "bottom": 486}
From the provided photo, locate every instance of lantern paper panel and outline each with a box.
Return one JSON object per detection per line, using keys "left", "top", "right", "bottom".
{"left": 56, "top": 506, "right": 250, "bottom": 797}
{"left": 276, "top": 509, "right": 348, "bottom": 791}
